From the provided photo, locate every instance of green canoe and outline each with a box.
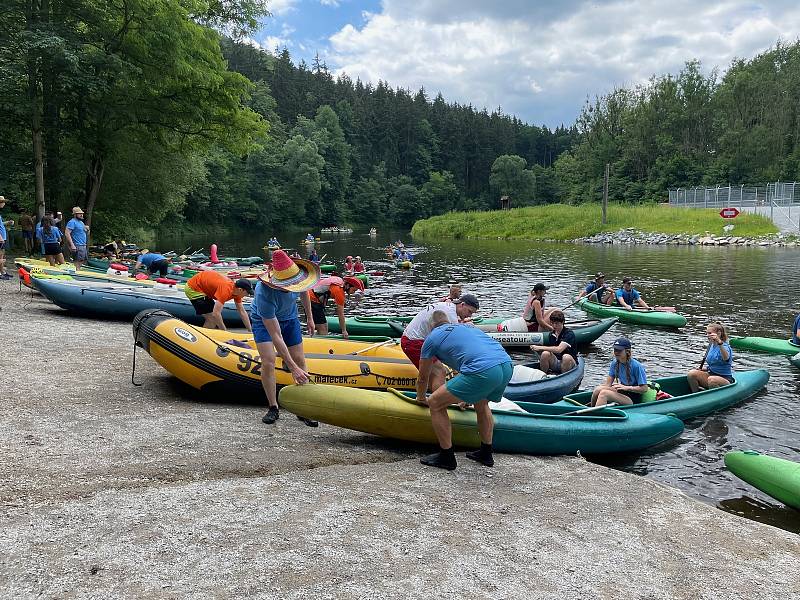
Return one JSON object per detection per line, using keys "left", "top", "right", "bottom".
{"left": 558, "top": 369, "right": 769, "bottom": 421}
{"left": 730, "top": 336, "right": 800, "bottom": 356}
{"left": 325, "top": 315, "right": 617, "bottom": 345}
{"left": 576, "top": 297, "right": 687, "bottom": 328}
{"left": 725, "top": 450, "right": 800, "bottom": 510}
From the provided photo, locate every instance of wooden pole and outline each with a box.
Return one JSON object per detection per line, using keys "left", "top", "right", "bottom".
{"left": 602, "top": 163, "right": 609, "bottom": 225}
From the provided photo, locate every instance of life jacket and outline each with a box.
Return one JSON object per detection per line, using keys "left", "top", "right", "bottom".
{"left": 353, "top": 262, "right": 365, "bottom": 273}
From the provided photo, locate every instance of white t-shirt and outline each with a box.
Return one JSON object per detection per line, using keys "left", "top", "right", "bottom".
{"left": 403, "top": 302, "right": 458, "bottom": 340}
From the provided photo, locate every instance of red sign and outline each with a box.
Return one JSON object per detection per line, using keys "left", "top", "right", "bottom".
{"left": 719, "top": 207, "right": 740, "bottom": 219}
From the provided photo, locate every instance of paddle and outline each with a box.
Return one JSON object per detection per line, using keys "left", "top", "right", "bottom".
{"left": 560, "top": 285, "right": 611, "bottom": 311}
{"left": 698, "top": 343, "right": 712, "bottom": 371}
{"left": 348, "top": 339, "right": 397, "bottom": 355}
{"left": 562, "top": 402, "right": 618, "bottom": 416}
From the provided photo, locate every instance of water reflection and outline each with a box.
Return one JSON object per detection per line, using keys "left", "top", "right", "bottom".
{"left": 157, "top": 228, "right": 800, "bottom": 532}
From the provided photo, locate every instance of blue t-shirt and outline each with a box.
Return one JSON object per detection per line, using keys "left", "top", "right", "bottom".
{"left": 41, "top": 226, "right": 62, "bottom": 244}
{"left": 250, "top": 281, "right": 299, "bottom": 322}
{"left": 66, "top": 218, "right": 87, "bottom": 246}
{"left": 138, "top": 253, "right": 166, "bottom": 267}
{"left": 793, "top": 314, "right": 800, "bottom": 345}
{"left": 420, "top": 324, "right": 510, "bottom": 374}
{"left": 706, "top": 342, "right": 733, "bottom": 377}
{"left": 584, "top": 282, "right": 605, "bottom": 302}
{"left": 607, "top": 358, "right": 647, "bottom": 386}
{"left": 0, "top": 214, "right": 6, "bottom": 240}
{"left": 615, "top": 288, "right": 641, "bottom": 305}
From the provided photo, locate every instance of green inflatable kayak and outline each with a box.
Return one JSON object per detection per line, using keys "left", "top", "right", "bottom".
{"left": 576, "top": 297, "right": 687, "bottom": 328}
{"left": 558, "top": 369, "right": 769, "bottom": 421}
{"left": 725, "top": 450, "right": 800, "bottom": 510}
{"left": 325, "top": 315, "right": 617, "bottom": 344}
{"left": 730, "top": 336, "right": 800, "bottom": 356}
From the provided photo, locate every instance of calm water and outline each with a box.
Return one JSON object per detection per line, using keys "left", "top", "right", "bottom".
{"left": 158, "top": 228, "right": 800, "bottom": 533}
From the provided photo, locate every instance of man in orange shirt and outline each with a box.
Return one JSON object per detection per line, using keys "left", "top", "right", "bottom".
{"left": 184, "top": 270, "right": 253, "bottom": 331}
{"left": 310, "top": 275, "right": 364, "bottom": 337}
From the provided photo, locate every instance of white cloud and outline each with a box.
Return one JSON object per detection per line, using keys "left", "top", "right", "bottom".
{"left": 326, "top": 1, "right": 800, "bottom": 126}
{"left": 268, "top": 0, "right": 298, "bottom": 17}
{"left": 320, "top": 0, "right": 341, "bottom": 6}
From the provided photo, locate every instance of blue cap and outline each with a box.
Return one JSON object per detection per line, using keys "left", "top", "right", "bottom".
{"left": 613, "top": 337, "right": 632, "bottom": 350}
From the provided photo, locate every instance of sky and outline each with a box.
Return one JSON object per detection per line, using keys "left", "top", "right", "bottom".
{"left": 252, "top": 0, "right": 800, "bottom": 128}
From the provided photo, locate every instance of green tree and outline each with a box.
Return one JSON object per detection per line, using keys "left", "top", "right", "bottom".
{"left": 489, "top": 155, "right": 535, "bottom": 204}
{"left": 421, "top": 171, "right": 459, "bottom": 215}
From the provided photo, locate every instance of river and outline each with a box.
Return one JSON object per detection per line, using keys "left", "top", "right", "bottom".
{"left": 157, "top": 228, "right": 800, "bottom": 533}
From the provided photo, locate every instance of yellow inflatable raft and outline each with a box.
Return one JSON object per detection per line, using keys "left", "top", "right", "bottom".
{"left": 132, "top": 310, "right": 421, "bottom": 397}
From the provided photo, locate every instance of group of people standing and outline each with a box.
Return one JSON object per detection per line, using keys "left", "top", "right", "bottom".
{"left": 0, "top": 200, "right": 90, "bottom": 276}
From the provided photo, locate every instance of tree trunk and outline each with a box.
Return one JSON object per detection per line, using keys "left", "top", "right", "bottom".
{"left": 26, "top": 0, "right": 46, "bottom": 219}
{"left": 42, "top": 0, "right": 60, "bottom": 215}
{"left": 84, "top": 155, "right": 104, "bottom": 233}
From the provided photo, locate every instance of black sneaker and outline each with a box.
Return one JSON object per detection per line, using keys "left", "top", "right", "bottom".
{"left": 297, "top": 415, "right": 319, "bottom": 427}
{"left": 420, "top": 451, "right": 457, "bottom": 471}
{"left": 262, "top": 406, "right": 279, "bottom": 424}
{"left": 465, "top": 449, "right": 494, "bottom": 467}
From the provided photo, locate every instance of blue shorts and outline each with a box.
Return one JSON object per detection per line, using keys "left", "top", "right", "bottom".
{"left": 445, "top": 361, "right": 513, "bottom": 404}
{"left": 252, "top": 317, "right": 303, "bottom": 347}
{"left": 72, "top": 245, "right": 88, "bottom": 261}
{"left": 23, "top": 231, "right": 34, "bottom": 240}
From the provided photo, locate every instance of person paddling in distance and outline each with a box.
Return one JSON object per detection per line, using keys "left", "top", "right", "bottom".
{"left": 401, "top": 294, "right": 480, "bottom": 393}
{"left": 578, "top": 272, "right": 612, "bottom": 304}
{"left": 687, "top": 322, "right": 734, "bottom": 391}
{"left": 615, "top": 277, "right": 650, "bottom": 311}
{"left": 64, "top": 206, "right": 89, "bottom": 270}
{"left": 184, "top": 270, "right": 253, "bottom": 332}
{"left": 417, "top": 310, "right": 513, "bottom": 471}
{"left": 522, "top": 283, "right": 556, "bottom": 332}
{"left": 250, "top": 250, "right": 320, "bottom": 426}
{"left": 591, "top": 337, "right": 648, "bottom": 407}
{"left": 310, "top": 275, "right": 365, "bottom": 338}
{"left": 530, "top": 310, "right": 577, "bottom": 374}
{"left": 308, "top": 248, "right": 320, "bottom": 264}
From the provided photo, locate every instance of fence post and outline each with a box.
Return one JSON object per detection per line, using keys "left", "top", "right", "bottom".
{"left": 740, "top": 184, "right": 744, "bottom": 211}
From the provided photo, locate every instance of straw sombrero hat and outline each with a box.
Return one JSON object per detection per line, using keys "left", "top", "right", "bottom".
{"left": 259, "top": 249, "right": 320, "bottom": 292}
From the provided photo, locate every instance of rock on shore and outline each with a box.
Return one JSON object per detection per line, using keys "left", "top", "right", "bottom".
{"left": 576, "top": 228, "right": 799, "bottom": 247}
{"left": 1, "top": 284, "right": 799, "bottom": 599}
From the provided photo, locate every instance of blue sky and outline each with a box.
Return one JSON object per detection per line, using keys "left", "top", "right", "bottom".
{"left": 252, "top": 0, "right": 800, "bottom": 128}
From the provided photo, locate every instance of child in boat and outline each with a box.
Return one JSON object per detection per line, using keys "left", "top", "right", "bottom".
{"left": 687, "top": 322, "right": 734, "bottom": 391}
{"left": 591, "top": 337, "right": 648, "bottom": 406}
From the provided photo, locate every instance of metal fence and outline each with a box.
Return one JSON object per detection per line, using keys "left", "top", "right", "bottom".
{"left": 668, "top": 182, "right": 799, "bottom": 208}
{"left": 668, "top": 182, "right": 800, "bottom": 232}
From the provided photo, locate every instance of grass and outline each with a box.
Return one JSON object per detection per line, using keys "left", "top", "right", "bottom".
{"left": 410, "top": 203, "right": 779, "bottom": 240}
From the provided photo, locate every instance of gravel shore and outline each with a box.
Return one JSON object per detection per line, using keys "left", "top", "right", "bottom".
{"left": 1, "top": 280, "right": 798, "bottom": 599}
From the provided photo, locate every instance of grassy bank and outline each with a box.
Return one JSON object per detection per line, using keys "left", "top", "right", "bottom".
{"left": 411, "top": 204, "right": 778, "bottom": 240}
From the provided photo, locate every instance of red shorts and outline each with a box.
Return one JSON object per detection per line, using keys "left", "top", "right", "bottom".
{"left": 400, "top": 335, "right": 437, "bottom": 368}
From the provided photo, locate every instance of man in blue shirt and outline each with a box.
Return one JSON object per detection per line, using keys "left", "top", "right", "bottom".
{"left": 65, "top": 206, "right": 90, "bottom": 270}
{"left": 251, "top": 250, "right": 320, "bottom": 426}
{"left": 0, "top": 196, "right": 14, "bottom": 280}
{"left": 134, "top": 251, "right": 171, "bottom": 277}
{"left": 615, "top": 277, "right": 650, "bottom": 311}
{"left": 417, "top": 311, "right": 513, "bottom": 471}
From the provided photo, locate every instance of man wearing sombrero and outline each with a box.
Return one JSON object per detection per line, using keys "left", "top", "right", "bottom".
{"left": 250, "top": 250, "right": 321, "bottom": 426}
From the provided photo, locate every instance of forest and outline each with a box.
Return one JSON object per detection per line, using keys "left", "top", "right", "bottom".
{"left": 2, "top": 1, "right": 800, "bottom": 238}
